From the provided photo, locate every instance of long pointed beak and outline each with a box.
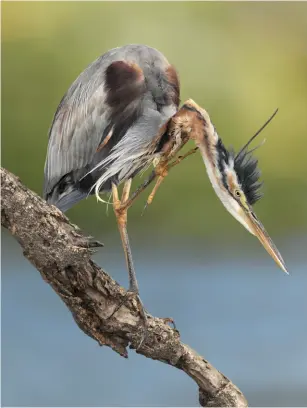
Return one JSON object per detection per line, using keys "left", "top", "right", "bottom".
{"left": 243, "top": 209, "right": 288, "bottom": 274}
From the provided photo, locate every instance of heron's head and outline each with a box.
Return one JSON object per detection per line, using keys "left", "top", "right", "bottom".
{"left": 184, "top": 100, "right": 287, "bottom": 273}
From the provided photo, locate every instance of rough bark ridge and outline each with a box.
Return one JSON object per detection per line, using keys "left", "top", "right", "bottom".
{"left": 1, "top": 167, "right": 248, "bottom": 407}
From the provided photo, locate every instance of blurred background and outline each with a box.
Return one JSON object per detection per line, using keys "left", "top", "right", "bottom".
{"left": 2, "top": 2, "right": 307, "bottom": 406}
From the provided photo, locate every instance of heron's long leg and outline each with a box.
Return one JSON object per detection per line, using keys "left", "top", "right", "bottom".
{"left": 109, "top": 180, "right": 148, "bottom": 340}
{"left": 112, "top": 180, "right": 138, "bottom": 292}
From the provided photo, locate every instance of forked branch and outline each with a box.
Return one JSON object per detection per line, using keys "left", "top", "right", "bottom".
{"left": 1, "top": 167, "right": 247, "bottom": 407}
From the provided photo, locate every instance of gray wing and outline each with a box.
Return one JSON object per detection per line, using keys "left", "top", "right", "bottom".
{"left": 44, "top": 83, "right": 105, "bottom": 197}
{"left": 43, "top": 44, "right": 180, "bottom": 212}
{"left": 43, "top": 54, "right": 147, "bottom": 199}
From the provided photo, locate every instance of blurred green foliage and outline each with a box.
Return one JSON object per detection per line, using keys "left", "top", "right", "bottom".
{"left": 2, "top": 2, "right": 307, "bottom": 237}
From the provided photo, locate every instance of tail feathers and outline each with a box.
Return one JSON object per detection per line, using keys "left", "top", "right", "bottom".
{"left": 47, "top": 189, "right": 87, "bottom": 213}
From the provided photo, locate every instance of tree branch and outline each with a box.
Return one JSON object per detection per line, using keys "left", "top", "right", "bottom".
{"left": 1, "top": 167, "right": 248, "bottom": 407}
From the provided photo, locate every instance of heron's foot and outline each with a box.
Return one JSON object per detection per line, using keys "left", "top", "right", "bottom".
{"left": 142, "top": 148, "right": 198, "bottom": 215}
{"left": 141, "top": 163, "right": 168, "bottom": 215}
{"left": 106, "top": 290, "right": 149, "bottom": 350}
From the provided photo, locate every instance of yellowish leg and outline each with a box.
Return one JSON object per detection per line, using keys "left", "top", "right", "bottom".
{"left": 122, "top": 171, "right": 157, "bottom": 211}
{"left": 121, "top": 178, "right": 132, "bottom": 203}
{"left": 142, "top": 147, "right": 199, "bottom": 213}
{"left": 108, "top": 180, "right": 148, "bottom": 347}
{"left": 112, "top": 182, "right": 136, "bottom": 291}
{"left": 141, "top": 164, "right": 168, "bottom": 214}
{"left": 111, "top": 179, "right": 140, "bottom": 293}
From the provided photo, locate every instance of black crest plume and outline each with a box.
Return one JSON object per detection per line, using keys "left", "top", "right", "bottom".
{"left": 233, "top": 109, "right": 278, "bottom": 206}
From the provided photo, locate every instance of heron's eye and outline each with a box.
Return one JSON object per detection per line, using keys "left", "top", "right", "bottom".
{"left": 235, "top": 190, "right": 241, "bottom": 198}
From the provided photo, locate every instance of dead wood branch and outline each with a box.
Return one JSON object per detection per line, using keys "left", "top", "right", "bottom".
{"left": 1, "top": 167, "right": 248, "bottom": 407}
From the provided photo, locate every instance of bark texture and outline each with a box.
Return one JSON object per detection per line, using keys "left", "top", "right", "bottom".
{"left": 1, "top": 167, "right": 248, "bottom": 407}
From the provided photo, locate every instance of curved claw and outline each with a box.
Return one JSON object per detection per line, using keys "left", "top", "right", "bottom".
{"left": 161, "top": 317, "right": 176, "bottom": 330}
{"left": 141, "top": 201, "right": 150, "bottom": 216}
{"left": 141, "top": 174, "right": 165, "bottom": 216}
